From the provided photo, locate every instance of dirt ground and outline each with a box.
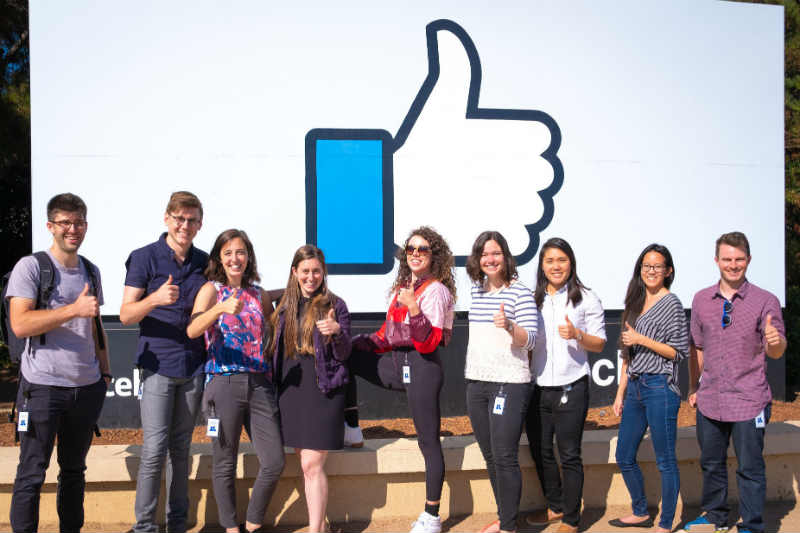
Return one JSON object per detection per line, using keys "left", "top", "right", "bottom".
{"left": 0, "top": 361, "right": 797, "bottom": 447}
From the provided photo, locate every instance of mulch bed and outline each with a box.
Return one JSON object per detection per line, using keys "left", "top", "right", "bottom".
{"left": 1, "top": 395, "right": 797, "bottom": 447}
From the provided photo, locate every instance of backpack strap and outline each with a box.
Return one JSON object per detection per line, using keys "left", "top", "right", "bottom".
{"left": 78, "top": 255, "right": 105, "bottom": 351}
{"left": 32, "top": 252, "right": 55, "bottom": 347}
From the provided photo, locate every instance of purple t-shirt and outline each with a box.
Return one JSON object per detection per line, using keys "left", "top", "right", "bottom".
{"left": 5, "top": 251, "right": 104, "bottom": 387}
{"left": 690, "top": 280, "right": 785, "bottom": 422}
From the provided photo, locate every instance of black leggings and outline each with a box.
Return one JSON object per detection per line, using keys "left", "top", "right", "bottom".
{"left": 346, "top": 348, "right": 445, "bottom": 501}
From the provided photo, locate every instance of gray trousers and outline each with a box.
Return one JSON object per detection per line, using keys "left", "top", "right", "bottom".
{"left": 206, "top": 373, "right": 285, "bottom": 529}
{"left": 133, "top": 370, "right": 204, "bottom": 533}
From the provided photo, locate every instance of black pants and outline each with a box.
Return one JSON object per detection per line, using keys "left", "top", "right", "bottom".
{"left": 467, "top": 380, "right": 531, "bottom": 532}
{"left": 525, "top": 376, "right": 589, "bottom": 528}
{"left": 346, "top": 348, "right": 445, "bottom": 501}
{"left": 10, "top": 376, "right": 106, "bottom": 533}
{"left": 696, "top": 406, "right": 771, "bottom": 533}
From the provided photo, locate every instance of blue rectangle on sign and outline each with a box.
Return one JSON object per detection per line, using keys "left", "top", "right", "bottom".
{"left": 316, "top": 139, "right": 383, "bottom": 264}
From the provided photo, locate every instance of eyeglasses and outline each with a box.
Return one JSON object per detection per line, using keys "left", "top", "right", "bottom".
{"left": 50, "top": 219, "right": 87, "bottom": 230}
{"left": 405, "top": 245, "right": 431, "bottom": 256}
{"left": 641, "top": 264, "right": 666, "bottom": 273}
{"left": 722, "top": 300, "right": 733, "bottom": 328}
{"left": 168, "top": 213, "right": 202, "bottom": 227}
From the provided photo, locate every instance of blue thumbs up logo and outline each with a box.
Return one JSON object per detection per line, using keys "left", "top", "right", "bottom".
{"left": 306, "top": 19, "right": 563, "bottom": 275}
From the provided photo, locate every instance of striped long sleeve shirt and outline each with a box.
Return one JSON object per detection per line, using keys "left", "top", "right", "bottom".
{"left": 465, "top": 280, "right": 538, "bottom": 383}
{"left": 627, "top": 292, "right": 689, "bottom": 396}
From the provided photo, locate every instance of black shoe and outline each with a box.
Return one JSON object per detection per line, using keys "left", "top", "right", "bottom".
{"left": 609, "top": 516, "right": 655, "bottom": 528}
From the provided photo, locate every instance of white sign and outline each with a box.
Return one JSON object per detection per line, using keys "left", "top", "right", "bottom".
{"left": 29, "top": 0, "right": 785, "bottom": 312}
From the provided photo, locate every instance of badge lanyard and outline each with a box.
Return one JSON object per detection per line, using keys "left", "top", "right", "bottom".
{"left": 17, "top": 392, "right": 30, "bottom": 433}
{"left": 402, "top": 353, "right": 411, "bottom": 384}
{"left": 560, "top": 383, "right": 573, "bottom": 405}
{"left": 206, "top": 401, "right": 220, "bottom": 438}
{"left": 493, "top": 384, "right": 507, "bottom": 415}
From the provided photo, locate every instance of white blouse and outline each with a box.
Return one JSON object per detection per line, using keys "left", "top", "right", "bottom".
{"left": 532, "top": 285, "right": 606, "bottom": 387}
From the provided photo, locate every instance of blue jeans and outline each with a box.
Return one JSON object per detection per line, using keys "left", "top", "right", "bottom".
{"left": 696, "top": 404, "right": 770, "bottom": 533}
{"left": 615, "top": 373, "right": 680, "bottom": 530}
{"left": 133, "top": 371, "right": 204, "bottom": 533}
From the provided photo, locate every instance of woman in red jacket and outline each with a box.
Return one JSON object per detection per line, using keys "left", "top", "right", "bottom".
{"left": 344, "top": 226, "right": 456, "bottom": 533}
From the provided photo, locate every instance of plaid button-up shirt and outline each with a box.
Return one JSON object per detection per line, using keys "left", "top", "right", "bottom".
{"left": 690, "top": 280, "right": 785, "bottom": 422}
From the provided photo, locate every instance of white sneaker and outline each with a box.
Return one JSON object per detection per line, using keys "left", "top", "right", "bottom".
{"left": 343, "top": 423, "right": 364, "bottom": 448}
{"left": 410, "top": 511, "right": 441, "bottom": 533}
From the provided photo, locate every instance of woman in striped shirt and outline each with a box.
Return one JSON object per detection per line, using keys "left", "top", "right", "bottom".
{"left": 464, "top": 231, "right": 538, "bottom": 533}
{"left": 609, "top": 243, "right": 688, "bottom": 532}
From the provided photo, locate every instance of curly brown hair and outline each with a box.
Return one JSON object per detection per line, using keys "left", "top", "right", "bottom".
{"left": 391, "top": 226, "right": 457, "bottom": 301}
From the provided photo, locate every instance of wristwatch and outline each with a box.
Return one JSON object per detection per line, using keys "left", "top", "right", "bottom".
{"left": 576, "top": 330, "right": 584, "bottom": 343}
{"left": 505, "top": 320, "right": 514, "bottom": 334}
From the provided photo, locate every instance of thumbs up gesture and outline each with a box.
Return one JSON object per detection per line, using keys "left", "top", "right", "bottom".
{"left": 153, "top": 274, "right": 179, "bottom": 306}
{"left": 397, "top": 287, "right": 416, "bottom": 309}
{"left": 558, "top": 314, "right": 578, "bottom": 340}
{"left": 621, "top": 321, "right": 639, "bottom": 347}
{"left": 764, "top": 314, "right": 781, "bottom": 346}
{"left": 391, "top": 21, "right": 561, "bottom": 254}
{"left": 307, "top": 20, "right": 561, "bottom": 265}
{"left": 494, "top": 303, "right": 510, "bottom": 330}
{"left": 219, "top": 288, "right": 244, "bottom": 316}
{"left": 72, "top": 283, "right": 99, "bottom": 317}
{"left": 316, "top": 308, "right": 341, "bottom": 336}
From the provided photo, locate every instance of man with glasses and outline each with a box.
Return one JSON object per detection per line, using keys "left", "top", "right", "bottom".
{"left": 120, "top": 191, "right": 209, "bottom": 533}
{"left": 6, "top": 193, "right": 109, "bottom": 533}
{"left": 684, "top": 232, "right": 786, "bottom": 533}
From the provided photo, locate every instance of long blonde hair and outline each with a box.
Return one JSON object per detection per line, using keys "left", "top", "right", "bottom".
{"left": 270, "top": 245, "right": 336, "bottom": 358}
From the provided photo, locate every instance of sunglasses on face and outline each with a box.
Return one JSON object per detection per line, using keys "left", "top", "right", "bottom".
{"left": 722, "top": 300, "right": 733, "bottom": 328}
{"left": 405, "top": 245, "right": 431, "bottom": 256}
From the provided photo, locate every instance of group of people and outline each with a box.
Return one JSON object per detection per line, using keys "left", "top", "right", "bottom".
{"left": 4, "top": 190, "right": 786, "bottom": 533}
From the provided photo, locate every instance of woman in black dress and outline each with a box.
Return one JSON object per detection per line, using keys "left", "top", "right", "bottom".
{"left": 269, "top": 245, "right": 352, "bottom": 533}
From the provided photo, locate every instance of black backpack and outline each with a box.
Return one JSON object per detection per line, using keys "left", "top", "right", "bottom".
{"left": 1, "top": 251, "right": 105, "bottom": 362}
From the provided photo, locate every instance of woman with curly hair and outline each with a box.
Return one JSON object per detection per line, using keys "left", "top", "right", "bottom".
{"left": 344, "top": 226, "right": 456, "bottom": 533}
{"left": 464, "top": 231, "right": 538, "bottom": 533}
{"left": 269, "top": 244, "right": 351, "bottom": 533}
{"left": 187, "top": 229, "right": 284, "bottom": 533}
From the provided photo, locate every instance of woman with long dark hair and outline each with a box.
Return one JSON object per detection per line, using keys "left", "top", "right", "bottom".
{"left": 187, "top": 229, "right": 284, "bottom": 533}
{"left": 344, "top": 226, "right": 456, "bottom": 533}
{"left": 269, "top": 245, "right": 351, "bottom": 533}
{"left": 608, "top": 243, "right": 688, "bottom": 532}
{"left": 464, "top": 231, "right": 538, "bottom": 533}
{"left": 525, "top": 238, "right": 606, "bottom": 533}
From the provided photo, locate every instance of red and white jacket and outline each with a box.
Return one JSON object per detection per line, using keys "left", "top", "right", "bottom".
{"left": 367, "top": 278, "right": 455, "bottom": 354}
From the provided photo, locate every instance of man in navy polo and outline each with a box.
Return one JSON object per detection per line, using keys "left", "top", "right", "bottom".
{"left": 120, "top": 191, "right": 209, "bottom": 533}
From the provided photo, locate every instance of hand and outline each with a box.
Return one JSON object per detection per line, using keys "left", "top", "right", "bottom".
{"left": 103, "top": 375, "right": 112, "bottom": 387}
{"left": 397, "top": 287, "right": 416, "bottom": 309}
{"left": 72, "top": 283, "right": 99, "bottom": 317}
{"left": 613, "top": 396, "right": 624, "bottom": 417}
{"left": 764, "top": 314, "right": 781, "bottom": 346}
{"left": 494, "top": 303, "right": 510, "bottom": 330}
{"left": 316, "top": 308, "right": 341, "bottom": 336}
{"left": 558, "top": 314, "right": 577, "bottom": 340}
{"left": 152, "top": 274, "right": 179, "bottom": 306}
{"left": 621, "top": 321, "right": 639, "bottom": 347}
{"left": 218, "top": 289, "right": 244, "bottom": 316}
{"left": 688, "top": 392, "right": 698, "bottom": 408}
{"left": 391, "top": 21, "right": 560, "bottom": 255}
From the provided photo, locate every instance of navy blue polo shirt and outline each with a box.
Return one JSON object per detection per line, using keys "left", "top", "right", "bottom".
{"left": 124, "top": 233, "right": 209, "bottom": 378}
